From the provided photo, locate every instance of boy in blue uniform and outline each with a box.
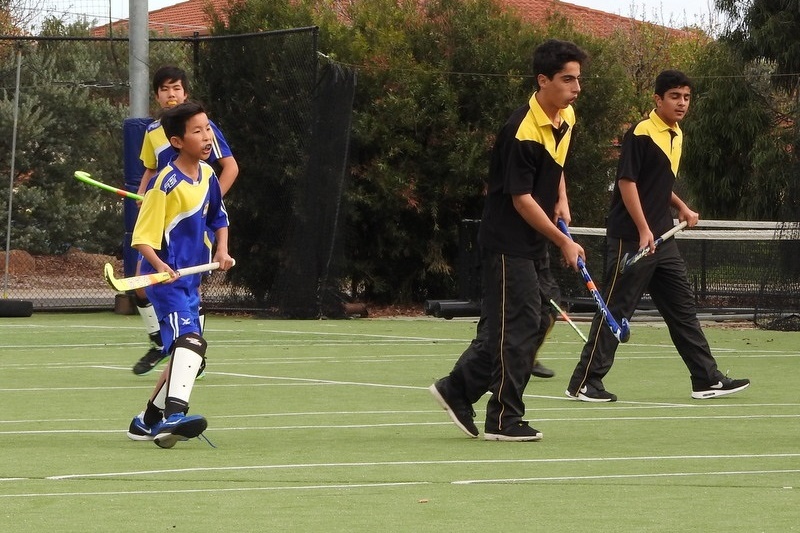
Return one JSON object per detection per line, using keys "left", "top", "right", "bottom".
{"left": 127, "top": 101, "right": 234, "bottom": 448}
{"left": 132, "top": 65, "right": 238, "bottom": 375}
{"left": 565, "top": 70, "right": 750, "bottom": 402}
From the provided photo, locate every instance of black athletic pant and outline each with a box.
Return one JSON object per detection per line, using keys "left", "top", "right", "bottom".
{"left": 567, "top": 237, "right": 724, "bottom": 394}
{"left": 446, "top": 251, "right": 556, "bottom": 433}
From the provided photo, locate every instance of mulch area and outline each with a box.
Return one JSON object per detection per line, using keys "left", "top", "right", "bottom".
{"left": 3, "top": 249, "right": 429, "bottom": 318}
{"left": 2, "top": 249, "right": 121, "bottom": 289}
{"left": 362, "top": 303, "right": 426, "bottom": 318}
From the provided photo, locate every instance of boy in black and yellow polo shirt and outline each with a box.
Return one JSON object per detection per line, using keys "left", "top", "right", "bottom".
{"left": 430, "top": 39, "right": 587, "bottom": 441}
{"left": 566, "top": 70, "right": 750, "bottom": 402}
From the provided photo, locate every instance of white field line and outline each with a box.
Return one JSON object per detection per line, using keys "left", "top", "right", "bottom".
{"left": 0, "top": 348, "right": 796, "bottom": 376}
{"left": 452, "top": 469, "right": 800, "bottom": 485}
{"left": 2, "top": 322, "right": 796, "bottom": 352}
{"left": 1, "top": 400, "right": 799, "bottom": 426}
{"left": 1, "top": 370, "right": 799, "bottom": 411}
{"left": 0, "top": 482, "right": 431, "bottom": 498}
{"left": 1, "top": 471, "right": 794, "bottom": 498}
{"left": 0, "top": 344, "right": 796, "bottom": 360}
{"left": 2, "top": 413, "right": 799, "bottom": 436}
{"left": 25, "top": 452, "right": 800, "bottom": 481}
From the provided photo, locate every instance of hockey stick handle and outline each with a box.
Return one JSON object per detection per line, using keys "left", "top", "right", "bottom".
{"left": 74, "top": 170, "right": 144, "bottom": 201}
{"left": 548, "top": 298, "right": 588, "bottom": 342}
{"left": 619, "top": 220, "right": 688, "bottom": 273}
{"left": 556, "top": 219, "right": 630, "bottom": 343}
{"left": 176, "top": 262, "right": 225, "bottom": 277}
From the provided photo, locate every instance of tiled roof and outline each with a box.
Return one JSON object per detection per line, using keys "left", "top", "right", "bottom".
{"left": 91, "top": 0, "right": 686, "bottom": 39}
{"left": 502, "top": 0, "right": 686, "bottom": 37}
{"left": 91, "top": 0, "right": 234, "bottom": 38}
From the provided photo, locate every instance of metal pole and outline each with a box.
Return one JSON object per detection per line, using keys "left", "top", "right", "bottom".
{"left": 3, "top": 47, "right": 22, "bottom": 298}
{"left": 129, "top": 0, "right": 150, "bottom": 118}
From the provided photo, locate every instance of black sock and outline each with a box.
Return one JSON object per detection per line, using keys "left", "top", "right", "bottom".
{"left": 143, "top": 400, "right": 162, "bottom": 426}
{"left": 164, "top": 397, "right": 190, "bottom": 419}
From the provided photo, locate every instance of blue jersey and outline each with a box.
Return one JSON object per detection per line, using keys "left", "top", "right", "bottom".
{"left": 139, "top": 118, "right": 232, "bottom": 171}
{"left": 132, "top": 160, "right": 229, "bottom": 274}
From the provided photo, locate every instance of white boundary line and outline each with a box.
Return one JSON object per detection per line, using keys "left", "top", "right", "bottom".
{"left": 2, "top": 413, "right": 799, "bottom": 436}
{"left": 38, "top": 452, "right": 800, "bottom": 480}
{"left": 452, "top": 469, "right": 800, "bottom": 485}
{"left": 0, "top": 482, "right": 431, "bottom": 498}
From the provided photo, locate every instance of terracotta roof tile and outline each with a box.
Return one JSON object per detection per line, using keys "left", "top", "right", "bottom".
{"left": 91, "top": 0, "right": 235, "bottom": 37}
{"left": 91, "top": 0, "right": 686, "bottom": 39}
{"left": 502, "top": 0, "right": 684, "bottom": 37}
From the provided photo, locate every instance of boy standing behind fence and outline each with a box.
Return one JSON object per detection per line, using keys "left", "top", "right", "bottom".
{"left": 127, "top": 101, "right": 234, "bottom": 447}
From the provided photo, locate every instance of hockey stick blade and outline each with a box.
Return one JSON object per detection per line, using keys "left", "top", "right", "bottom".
{"left": 618, "top": 221, "right": 688, "bottom": 274}
{"left": 557, "top": 219, "right": 631, "bottom": 343}
{"left": 74, "top": 170, "right": 144, "bottom": 201}
{"left": 103, "top": 261, "right": 229, "bottom": 292}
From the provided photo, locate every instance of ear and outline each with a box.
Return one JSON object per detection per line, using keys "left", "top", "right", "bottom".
{"left": 654, "top": 93, "right": 662, "bottom": 108}
{"left": 168, "top": 135, "right": 183, "bottom": 150}
{"left": 537, "top": 73, "right": 549, "bottom": 89}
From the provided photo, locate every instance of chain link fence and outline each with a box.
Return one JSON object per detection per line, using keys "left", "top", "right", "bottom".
{"left": 1, "top": 27, "right": 356, "bottom": 317}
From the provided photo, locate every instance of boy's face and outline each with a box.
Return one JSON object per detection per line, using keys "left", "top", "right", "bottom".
{"left": 170, "top": 112, "right": 213, "bottom": 161}
{"left": 537, "top": 61, "right": 582, "bottom": 110}
{"left": 655, "top": 86, "right": 691, "bottom": 127}
{"left": 155, "top": 78, "right": 187, "bottom": 109}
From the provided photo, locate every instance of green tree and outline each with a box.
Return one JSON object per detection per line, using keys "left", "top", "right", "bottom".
{"left": 198, "top": 0, "right": 670, "bottom": 304}
{"left": 681, "top": 42, "right": 779, "bottom": 218}
{"left": 0, "top": 19, "right": 128, "bottom": 254}
{"left": 680, "top": 0, "right": 800, "bottom": 220}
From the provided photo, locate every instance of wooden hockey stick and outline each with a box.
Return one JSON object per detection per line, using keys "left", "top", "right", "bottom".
{"left": 103, "top": 261, "right": 232, "bottom": 292}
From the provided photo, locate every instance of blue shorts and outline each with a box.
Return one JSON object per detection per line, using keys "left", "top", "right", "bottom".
{"left": 145, "top": 275, "right": 202, "bottom": 355}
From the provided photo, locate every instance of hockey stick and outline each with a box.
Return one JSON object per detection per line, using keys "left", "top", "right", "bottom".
{"left": 618, "top": 221, "right": 688, "bottom": 274}
{"left": 103, "top": 261, "right": 233, "bottom": 292}
{"left": 556, "top": 219, "right": 631, "bottom": 343}
{"left": 549, "top": 298, "right": 588, "bottom": 342}
{"left": 74, "top": 170, "right": 144, "bottom": 201}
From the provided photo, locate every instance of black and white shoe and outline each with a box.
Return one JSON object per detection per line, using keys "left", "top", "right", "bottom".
{"left": 691, "top": 376, "right": 750, "bottom": 399}
{"left": 484, "top": 421, "right": 543, "bottom": 442}
{"left": 573, "top": 384, "right": 617, "bottom": 403}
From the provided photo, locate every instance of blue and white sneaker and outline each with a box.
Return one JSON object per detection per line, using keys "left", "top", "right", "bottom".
{"left": 127, "top": 411, "right": 156, "bottom": 441}
{"left": 153, "top": 413, "right": 208, "bottom": 449}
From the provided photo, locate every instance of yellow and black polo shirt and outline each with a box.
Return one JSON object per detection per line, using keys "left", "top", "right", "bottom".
{"left": 607, "top": 110, "right": 682, "bottom": 241}
{"left": 479, "top": 93, "right": 575, "bottom": 259}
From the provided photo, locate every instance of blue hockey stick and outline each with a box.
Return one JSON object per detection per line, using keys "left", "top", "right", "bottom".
{"left": 557, "top": 219, "right": 631, "bottom": 343}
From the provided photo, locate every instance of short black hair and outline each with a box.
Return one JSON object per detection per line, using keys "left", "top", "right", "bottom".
{"left": 532, "top": 39, "right": 588, "bottom": 84}
{"left": 152, "top": 65, "right": 190, "bottom": 95}
{"left": 161, "top": 101, "right": 205, "bottom": 143}
{"left": 654, "top": 70, "right": 692, "bottom": 97}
